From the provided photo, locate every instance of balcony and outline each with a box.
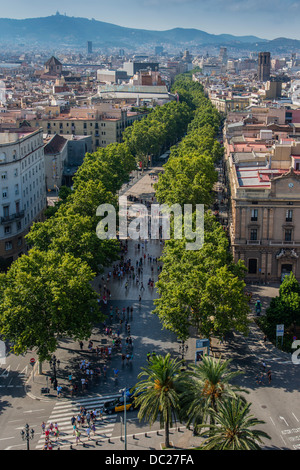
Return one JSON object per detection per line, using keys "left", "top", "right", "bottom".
{"left": 247, "top": 240, "right": 261, "bottom": 245}
{"left": 1, "top": 210, "right": 25, "bottom": 224}
{"left": 270, "top": 240, "right": 300, "bottom": 246}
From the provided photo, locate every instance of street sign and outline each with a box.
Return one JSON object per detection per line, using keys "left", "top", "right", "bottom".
{"left": 276, "top": 325, "right": 284, "bottom": 337}
{"left": 196, "top": 339, "right": 210, "bottom": 349}
{"left": 195, "top": 350, "right": 204, "bottom": 362}
{"left": 30, "top": 358, "right": 35, "bottom": 365}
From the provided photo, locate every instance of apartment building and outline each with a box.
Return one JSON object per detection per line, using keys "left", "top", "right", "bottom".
{"left": 0, "top": 127, "right": 46, "bottom": 265}
{"left": 34, "top": 105, "right": 144, "bottom": 152}
{"left": 226, "top": 135, "right": 300, "bottom": 282}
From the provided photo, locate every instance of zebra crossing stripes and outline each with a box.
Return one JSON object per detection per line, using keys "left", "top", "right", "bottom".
{"left": 35, "top": 393, "right": 121, "bottom": 449}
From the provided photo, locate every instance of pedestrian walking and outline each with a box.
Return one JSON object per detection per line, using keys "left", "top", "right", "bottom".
{"left": 267, "top": 369, "right": 272, "bottom": 384}
{"left": 75, "top": 430, "right": 81, "bottom": 445}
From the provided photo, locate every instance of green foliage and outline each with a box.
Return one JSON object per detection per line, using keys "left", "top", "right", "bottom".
{"left": 123, "top": 101, "right": 193, "bottom": 168}
{"left": 179, "top": 356, "right": 246, "bottom": 431}
{"left": 0, "top": 249, "right": 100, "bottom": 361}
{"left": 154, "top": 212, "right": 250, "bottom": 341}
{"left": 198, "top": 398, "right": 270, "bottom": 450}
{"left": 133, "top": 353, "right": 186, "bottom": 448}
{"left": 257, "top": 272, "right": 300, "bottom": 351}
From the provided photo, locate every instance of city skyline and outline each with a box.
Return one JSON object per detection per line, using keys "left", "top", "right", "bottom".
{"left": 0, "top": 0, "right": 300, "bottom": 41}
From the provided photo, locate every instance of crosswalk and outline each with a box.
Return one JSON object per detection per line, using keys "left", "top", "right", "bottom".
{"left": 35, "top": 393, "right": 122, "bottom": 449}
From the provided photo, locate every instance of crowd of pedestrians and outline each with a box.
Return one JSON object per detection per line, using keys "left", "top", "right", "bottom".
{"left": 42, "top": 174, "right": 164, "bottom": 447}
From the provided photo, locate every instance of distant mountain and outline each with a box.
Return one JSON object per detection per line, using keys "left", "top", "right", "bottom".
{"left": 0, "top": 14, "right": 298, "bottom": 53}
{"left": 0, "top": 14, "right": 268, "bottom": 49}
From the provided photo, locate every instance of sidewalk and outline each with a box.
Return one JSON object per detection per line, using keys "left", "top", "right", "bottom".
{"left": 24, "top": 165, "right": 289, "bottom": 451}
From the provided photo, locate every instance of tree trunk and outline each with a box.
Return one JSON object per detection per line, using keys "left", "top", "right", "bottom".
{"left": 164, "top": 421, "right": 170, "bottom": 449}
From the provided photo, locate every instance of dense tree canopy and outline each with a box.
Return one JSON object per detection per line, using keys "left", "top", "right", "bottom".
{"left": 0, "top": 249, "right": 100, "bottom": 361}
{"left": 154, "top": 212, "right": 250, "bottom": 341}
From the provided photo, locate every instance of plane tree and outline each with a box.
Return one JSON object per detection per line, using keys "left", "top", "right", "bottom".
{"left": 0, "top": 249, "right": 100, "bottom": 361}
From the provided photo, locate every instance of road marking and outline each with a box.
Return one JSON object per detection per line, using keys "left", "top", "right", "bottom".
{"left": 269, "top": 417, "right": 276, "bottom": 426}
{"left": 292, "top": 413, "right": 299, "bottom": 423}
{"left": 0, "top": 365, "right": 10, "bottom": 378}
{"left": 34, "top": 393, "right": 121, "bottom": 449}
{"left": 23, "top": 409, "right": 45, "bottom": 414}
{"left": 280, "top": 416, "right": 289, "bottom": 427}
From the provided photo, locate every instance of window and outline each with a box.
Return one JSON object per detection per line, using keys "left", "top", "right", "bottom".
{"left": 248, "top": 259, "right": 257, "bottom": 274}
{"left": 285, "top": 229, "right": 292, "bottom": 242}
{"left": 251, "top": 209, "right": 258, "bottom": 221}
{"left": 286, "top": 209, "right": 293, "bottom": 222}
{"left": 250, "top": 229, "right": 257, "bottom": 241}
{"left": 1, "top": 172, "right": 7, "bottom": 180}
{"left": 5, "top": 241, "right": 12, "bottom": 251}
{"left": 2, "top": 188, "right": 8, "bottom": 199}
{"left": 4, "top": 225, "right": 11, "bottom": 234}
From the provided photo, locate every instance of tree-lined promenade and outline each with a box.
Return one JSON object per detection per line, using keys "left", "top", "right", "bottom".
{"left": 0, "top": 70, "right": 270, "bottom": 450}
{"left": 0, "top": 82, "right": 196, "bottom": 361}
{"left": 153, "top": 72, "right": 250, "bottom": 344}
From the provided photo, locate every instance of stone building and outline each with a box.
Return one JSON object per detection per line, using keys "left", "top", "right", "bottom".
{"left": 226, "top": 137, "right": 300, "bottom": 282}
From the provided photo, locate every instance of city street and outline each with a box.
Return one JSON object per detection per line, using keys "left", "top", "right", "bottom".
{"left": 0, "top": 166, "right": 299, "bottom": 451}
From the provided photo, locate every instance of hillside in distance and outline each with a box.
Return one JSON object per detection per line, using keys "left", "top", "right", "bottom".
{"left": 0, "top": 14, "right": 268, "bottom": 49}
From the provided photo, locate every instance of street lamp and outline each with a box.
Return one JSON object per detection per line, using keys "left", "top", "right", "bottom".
{"left": 49, "top": 354, "right": 58, "bottom": 389}
{"left": 179, "top": 341, "right": 188, "bottom": 361}
{"left": 120, "top": 387, "right": 128, "bottom": 450}
{"left": 20, "top": 423, "right": 34, "bottom": 450}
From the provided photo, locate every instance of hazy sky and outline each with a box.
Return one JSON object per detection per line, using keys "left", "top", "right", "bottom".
{"left": 1, "top": 0, "right": 300, "bottom": 40}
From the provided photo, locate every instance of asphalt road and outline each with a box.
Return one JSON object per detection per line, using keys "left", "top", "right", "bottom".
{"left": 0, "top": 167, "right": 299, "bottom": 451}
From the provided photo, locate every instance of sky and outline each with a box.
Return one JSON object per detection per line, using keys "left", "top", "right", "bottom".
{"left": 1, "top": 0, "right": 300, "bottom": 40}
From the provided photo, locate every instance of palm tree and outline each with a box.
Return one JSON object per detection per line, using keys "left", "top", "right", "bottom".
{"left": 179, "top": 355, "right": 247, "bottom": 432}
{"left": 197, "top": 397, "right": 271, "bottom": 450}
{"left": 133, "top": 353, "right": 185, "bottom": 448}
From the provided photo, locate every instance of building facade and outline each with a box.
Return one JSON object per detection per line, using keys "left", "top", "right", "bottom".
{"left": 34, "top": 108, "right": 143, "bottom": 153}
{"left": 0, "top": 127, "right": 46, "bottom": 264}
{"left": 258, "top": 52, "right": 271, "bottom": 82}
{"left": 227, "top": 139, "right": 300, "bottom": 282}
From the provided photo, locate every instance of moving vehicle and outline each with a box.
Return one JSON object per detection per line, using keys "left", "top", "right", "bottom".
{"left": 103, "top": 396, "right": 135, "bottom": 414}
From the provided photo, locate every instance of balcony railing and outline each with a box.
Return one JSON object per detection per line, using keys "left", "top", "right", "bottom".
{"left": 247, "top": 240, "right": 261, "bottom": 245}
{"left": 1, "top": 210, "right": 25, "bottom": 224}
{"left": 269, "top": 240, "right": 300, "bottom": 246}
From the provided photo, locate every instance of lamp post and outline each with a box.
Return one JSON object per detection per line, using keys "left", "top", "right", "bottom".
{"left": 20, "top": 423, "right": 34, "bottom": 450}
{"left": 179, "top": 341, "right": 188, "bottom": 361}
{"left": 120, "top": 387, "right": 128, "bottom": 450}
{"left": 49, "top": 354, "right": 58, "bottom": 389}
